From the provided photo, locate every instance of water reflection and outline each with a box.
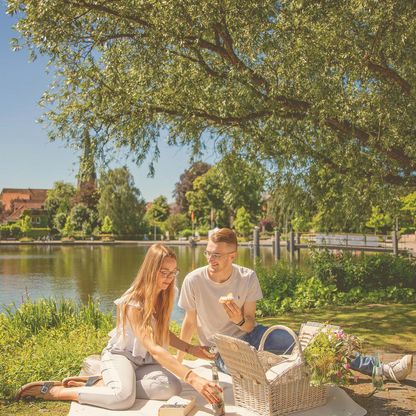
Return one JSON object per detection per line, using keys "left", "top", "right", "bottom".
{"left": 0, "top": 244, "right": 307, "bottom": 322}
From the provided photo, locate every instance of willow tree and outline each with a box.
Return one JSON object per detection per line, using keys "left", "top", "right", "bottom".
{"left": 7, "top": 0, "right": 416, "bottom": 186}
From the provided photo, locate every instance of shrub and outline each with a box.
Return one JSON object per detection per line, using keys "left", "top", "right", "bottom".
{"left": 310, "top": 250, "right": 416, "bottom": 291}
{"left": 179, "top": 228, "right": 193, "bottom": 238}
{"left": 196, "top": 226, "right": 209, "bottom": 237}
{"left": 255, "top": 262, "right": 304, "bottom": 316}
{"left": 255, "top": 251, "right": 416, "bottom": 315}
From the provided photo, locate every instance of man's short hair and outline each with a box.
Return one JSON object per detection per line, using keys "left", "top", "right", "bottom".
{"left": 209, "top": 228, "right": 238, "bottom": 248}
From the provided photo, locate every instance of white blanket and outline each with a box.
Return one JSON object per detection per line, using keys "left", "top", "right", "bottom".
{"left": 69, "top": 359, "right": 366, "bottom": 416}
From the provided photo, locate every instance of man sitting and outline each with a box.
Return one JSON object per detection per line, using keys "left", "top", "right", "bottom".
{"left": 177, "top": 227, "right": 413, "bottom": 382}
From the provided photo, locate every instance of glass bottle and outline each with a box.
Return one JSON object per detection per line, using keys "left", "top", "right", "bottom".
{"left": 372, "top": 352, "right": 384, "bottom": 390}
{"left": 211, "top": 363, "right": 225, "bottom": 415}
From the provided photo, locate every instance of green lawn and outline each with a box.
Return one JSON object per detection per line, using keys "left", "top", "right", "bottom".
{"left": 258, "top": 303, "right": 416, "bottom": 354}
{"left": 2, "top": 303, "right": 415, "bottom": 416}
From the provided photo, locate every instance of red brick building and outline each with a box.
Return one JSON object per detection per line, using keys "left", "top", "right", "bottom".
{"left": 0, "top": 188, "right": 49, "bottom": 224}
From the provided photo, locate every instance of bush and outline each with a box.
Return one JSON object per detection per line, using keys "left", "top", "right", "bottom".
{"left": 196, "top": 226, "right": 209, "bottom": 237}
{"left": 179, "top": 228, "right": 193, "bottom": 238}
{"left": 255, "top": 262, "right": 304, "bottom": 316}
{"left": 255, "top": 251, "right": 416, "bottom": 316}
{"left": 310, "top": 250, "right": 416, "bottom": 291}
{"left": 26, "top": 228, "right": 51, "bottom": 239}
{"left": 19, "top": 237, "right": 34, "bottom": 242}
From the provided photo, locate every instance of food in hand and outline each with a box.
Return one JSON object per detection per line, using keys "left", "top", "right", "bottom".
{"left": 219, "top": 292, "right": 234, "bottom": 303}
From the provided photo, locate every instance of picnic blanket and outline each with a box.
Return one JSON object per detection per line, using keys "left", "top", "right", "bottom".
{"left": 69, "top": 359, "right": 366, "bottom": 416}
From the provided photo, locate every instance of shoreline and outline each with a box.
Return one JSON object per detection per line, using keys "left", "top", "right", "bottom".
{"left": 0, "top": 239, "right": 274, "bottom": 247}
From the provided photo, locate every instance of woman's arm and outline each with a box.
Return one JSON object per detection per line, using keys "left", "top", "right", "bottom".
{"left": 126, "top": 306, "right": 220, "bottom": 403}
{"left": 169, "top": 331, "right": 215, "bottom": 360}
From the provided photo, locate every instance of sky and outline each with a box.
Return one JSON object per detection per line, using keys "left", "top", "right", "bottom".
{"left": 0, "top": 6, "right": 216, "bottom": 202}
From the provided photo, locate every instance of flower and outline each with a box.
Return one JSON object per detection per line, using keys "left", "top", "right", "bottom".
{"left": 303, "top": 327, "right": 362, "bottom": 386}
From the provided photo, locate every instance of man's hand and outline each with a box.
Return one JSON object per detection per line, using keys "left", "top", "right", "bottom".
{"left": 222, "top": 300, "right": 243, "bottom": 324}
{"left": 189, "top": 345, "right": 216, "bottom": 360}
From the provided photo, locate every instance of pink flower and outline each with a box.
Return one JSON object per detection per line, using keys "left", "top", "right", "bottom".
{"left": 343, "top": 363, "right": 350, "bottom": 370}
{"left": 335, "top": 330, "right": 345, "bottom": 339}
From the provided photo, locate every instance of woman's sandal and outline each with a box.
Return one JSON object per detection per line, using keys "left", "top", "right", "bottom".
{"left": 15, "top": 381, "right": 62, "bottom": 400}
{"left": 62, "top": 375, "right": 102, "bottom": 387}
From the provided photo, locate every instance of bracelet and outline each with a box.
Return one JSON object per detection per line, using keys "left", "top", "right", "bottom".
{"left": 236, "top": 317, "right": 246, "bottom": 327}
{"left": 183, "top": 369, "right": 193, "bottom": 382}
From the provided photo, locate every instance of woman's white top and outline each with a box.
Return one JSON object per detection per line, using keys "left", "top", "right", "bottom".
{"left": 105, "top": 288, "right": 177, "bottom": 364}
{"left": 105, "top": 294, "right": 150, "bottom": 361}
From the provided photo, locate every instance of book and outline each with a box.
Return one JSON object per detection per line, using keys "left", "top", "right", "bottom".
{"left": 158, "top": 395, "right": 196, "bottom": 416}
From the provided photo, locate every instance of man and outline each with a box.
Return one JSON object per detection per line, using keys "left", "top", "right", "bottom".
{"left": 178, "top": 228, "right": 413, "bottom": 382}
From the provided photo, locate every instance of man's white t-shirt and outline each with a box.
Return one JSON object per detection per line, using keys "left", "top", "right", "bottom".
{"left": 178, "top": 264, "right": 263, "bottom": 346}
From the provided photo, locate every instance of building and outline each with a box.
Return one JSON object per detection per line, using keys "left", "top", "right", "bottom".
{"left": 0, "top": 188, "right": 49, "bottom": 226}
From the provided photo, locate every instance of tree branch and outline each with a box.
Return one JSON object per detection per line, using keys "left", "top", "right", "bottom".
{"left": 325, "top": 118, "right": 415, "bottom": 169}
{"left": 364, "top": 56, "right": 411, "bottom": 95}
{"left": 69, "top": 0, "right": 152, "bottom": 28}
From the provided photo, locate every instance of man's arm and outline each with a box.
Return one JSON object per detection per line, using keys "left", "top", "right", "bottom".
{"left": 176, "top": 309, "right": 197, "bottom": 362}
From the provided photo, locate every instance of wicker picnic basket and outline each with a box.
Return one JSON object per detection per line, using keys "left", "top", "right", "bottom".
{"left": 215, "top": 325, "right": 328, "bottom": 416}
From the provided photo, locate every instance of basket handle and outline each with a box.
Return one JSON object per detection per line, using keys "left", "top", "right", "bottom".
{"left": 258, "top": 324, "right": 303, "bottom": 358}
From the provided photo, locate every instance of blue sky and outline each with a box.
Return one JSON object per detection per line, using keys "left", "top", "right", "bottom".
{"left": 0, "top": 6, "right": 216, "bottom": 202}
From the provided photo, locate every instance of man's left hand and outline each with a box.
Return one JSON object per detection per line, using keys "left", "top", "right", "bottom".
{"left": 189, "top": 345, "right": 216, "bottom": 360}
{"left": 222, "top": 301, "right": 243, "bottom": 324}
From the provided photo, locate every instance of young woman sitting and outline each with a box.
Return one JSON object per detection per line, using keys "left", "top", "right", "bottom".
{"left": 16, "top": 244, "right": 221, "bottom": 410}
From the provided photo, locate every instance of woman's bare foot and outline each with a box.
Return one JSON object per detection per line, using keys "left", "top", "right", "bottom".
{"left": 62, "top": 375, "right": 103, "bottom": 388}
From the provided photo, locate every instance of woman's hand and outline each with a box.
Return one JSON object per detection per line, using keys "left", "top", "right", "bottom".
{"left": 189, "top": 345, "right": 216, "bottom": 360}
{"left": 187, "top": 372, "right": 222, "bottom": 404}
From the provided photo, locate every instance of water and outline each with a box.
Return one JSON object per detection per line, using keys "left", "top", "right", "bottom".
{"left": 0, "top": 244, "right": 306, "bottom": 322}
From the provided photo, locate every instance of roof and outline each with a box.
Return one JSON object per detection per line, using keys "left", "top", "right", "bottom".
{"left": 1, "top": 188, "right": 48, "bottom": 200}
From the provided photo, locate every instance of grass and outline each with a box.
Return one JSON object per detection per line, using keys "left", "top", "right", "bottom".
{"left": 1, "top": 302, "right": 415, "bottom": 416}
{"left": 258, "top": 303, "right": 416, "bottom": 354}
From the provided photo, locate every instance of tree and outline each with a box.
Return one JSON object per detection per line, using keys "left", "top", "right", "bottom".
{"left": 97, "top": 167, "right": 145, "bottom": 235}
{"left": 186, "top": 167, "right": 229, "bottom": 227}
{"left": 400, "top": 192, "right": 416, "bottom": 231}
{"left": 163, "top": 213, "right": 190, "bottom": 238}
{"left": 216, "top": 154, "right": 265, "bottom": 219}
{"left": 62, "top": 216, "right": 74, "bottom": 238}
{"left": 19, "top": 215, "right": 32, "bottom": 237}
{"left": 185, "top": 156, "right": 266, "bottom": 227}
{"left": 173, "top": 162, "right": 211, "bottom": 213}
{"left": 366, "top": 206, "right": 392, "bottom": 234}
{"left": 70, "top": 203, "right": 92, "bottom": 231}
{"left": 233, "top": 207, "right": 253, "bottom": 237}
{"left": 45, "top": 181, "right": 76, "bottom": 226}
{"left": 101, "top": 216, "right": 113, "bottom": 234}
{"left": 145, "top": 196, "right": 170, "bottom": 225}
{"left": 8, "top": 1, "right": 416, "bottom": 189}
{"left": 53, "top": 212, "right": 67, "bottom": 233}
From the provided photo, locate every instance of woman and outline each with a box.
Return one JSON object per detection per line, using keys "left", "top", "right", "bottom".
{"left": 17, "top": 244, "right": 221, "bottom": 410}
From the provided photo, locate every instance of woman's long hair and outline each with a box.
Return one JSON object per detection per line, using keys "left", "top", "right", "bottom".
{"left": 117, "top": 244, "right": 177, "bottom": 346}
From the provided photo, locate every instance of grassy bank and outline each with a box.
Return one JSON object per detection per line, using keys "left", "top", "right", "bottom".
{"left": 1, "top": 300, "right": 415, "bottom": 416}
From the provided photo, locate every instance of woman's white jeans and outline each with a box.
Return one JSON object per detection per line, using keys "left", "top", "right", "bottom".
{"left": 77, "top": 350, "right": 182, "bottom": 410}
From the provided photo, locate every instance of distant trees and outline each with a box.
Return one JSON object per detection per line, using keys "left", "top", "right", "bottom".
{"left": 163, "top": 213, "right": 190, "bottom": 239}
{"left": 97, "top": 167, "right": 145, "bottom": 236}
{"left": 19, "top": 215, "right": 32, "bottom": 237}
{"left": 45, "top": 182, "right": 76, "bottom": 227}
{"left": 233, "top": 207, "right": 253, "bottom": 237}
{"left": 186, "top": 155, "right": 266, "bottom": 228}
{"left": 173, "top": 162, "right": 211, "bottom": 213}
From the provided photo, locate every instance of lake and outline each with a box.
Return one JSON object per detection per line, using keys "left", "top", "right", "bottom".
{"left": 0, "top": 244, "right": 304, "bottom": 322}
